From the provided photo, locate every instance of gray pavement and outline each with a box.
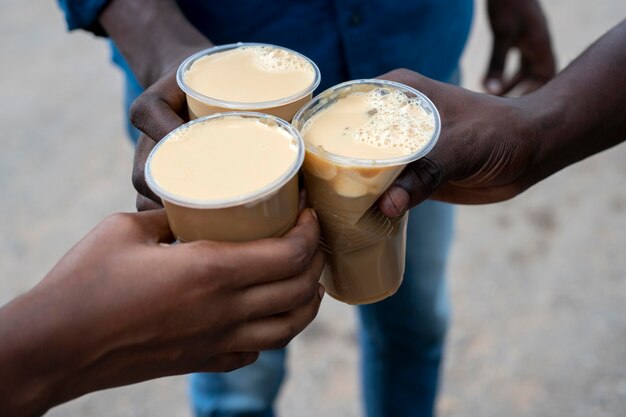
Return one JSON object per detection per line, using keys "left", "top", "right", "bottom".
{"left": 1, "top": 1, "right": 625, "bottom": 416}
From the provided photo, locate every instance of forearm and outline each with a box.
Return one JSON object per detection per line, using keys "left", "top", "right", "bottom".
{"left": 0, "top": 285, "right": 107, "bottom": 416}
{"left": 0, "top": 291, "right": 63, "bottom": 416}
{"left": 99, "top": 0, "right": 211, "bottom": 87}
{"left": 527, "top": 20, "right": 626, "bottom": 185}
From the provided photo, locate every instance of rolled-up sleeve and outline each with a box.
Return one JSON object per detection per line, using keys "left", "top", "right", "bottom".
{"left": 57, "top": 0, "right": 110, "bottom": 34}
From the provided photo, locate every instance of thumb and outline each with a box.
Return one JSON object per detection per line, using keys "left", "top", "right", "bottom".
{"left": 377, "top": 68, "right": 439, "bottom": 99}
{"left": 378, "top": 155, "right": 445, "bottom": 218}
{"left": 130, "top": 73, "right": 187, "bottom": 142}
{"left": 375, "top": 69, "right": 449, "bottom": 217}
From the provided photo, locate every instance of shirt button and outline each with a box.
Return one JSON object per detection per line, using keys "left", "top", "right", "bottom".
{"left": 350, "top": 12, "right": 362, "bottom": 26}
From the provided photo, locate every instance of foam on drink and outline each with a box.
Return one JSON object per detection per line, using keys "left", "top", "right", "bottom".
{"left": 302, "top": 88, "right": 435, "bottom": 159}
{"left": 300, "top": 86, "right": 435, "bottom": 199}
{"left": 183, "top": 45, "right": 316, "bottom": 104}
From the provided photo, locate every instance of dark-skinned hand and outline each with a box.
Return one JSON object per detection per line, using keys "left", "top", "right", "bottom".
{"left": 484, "top": 0, "right": 556, "bottom": 95}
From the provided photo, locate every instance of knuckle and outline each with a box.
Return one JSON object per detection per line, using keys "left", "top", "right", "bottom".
{"left": 301, "top": 299, "right": 321, "bottom": 327}
{"left": 304, "top": 271, "right": 321, "bottom": 299}
{"left": 214, "top": 334, "right": 236, "bottom": 354}
{"left": 186, "top": 241, "right": 223, "bottom": 287}
{"left": 275, "top": 323, "right": 296, "bottom": 348}
{"left": 129, "top": 95, "right": 153, "bottom": 132}
{"left": 387, "top": 68, "right": 414, "bottom": 83}
{"left": 408, "top": 157, "right": 443, "bottom": 194}
{"left": 101, "top": 212, "right": 138, "bottom": 231}
{"left": 289, "top": 241, "right": 311, "bottom": 272}
{"left": 312, "top": 250, "right": 326, "bottom": 275}
{"left": 263, "top": 322, "right": 296, "bottom": 350}
{"left": 135, "top": 194, "right": 162, "bottom": 212}
{"left": 292, "top": 279, "right": 317, "bottom": 306}
{"left": 239, "top": 302, "right": 256, "bottom": 323}
{"left": 131, "top": 167, "right": 146, "bottom": 194}
{"left": 387, "top": 67, "right": 409, "bottom": 78}
{"left": 309, "top": 293, "right": 322, "bottom": 317}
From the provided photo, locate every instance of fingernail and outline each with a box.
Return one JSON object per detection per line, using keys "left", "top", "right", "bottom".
{"left": 388, "top": 188, "right": 409, "bottom": 216}
{"left": 310, "top": 208, "right": 318, "bottom": 221}
{"left": 485, "top": 79, "right": 501, "bottom": 94}
{"left": 318, "top": 285, "right": 325, "bottom": 300}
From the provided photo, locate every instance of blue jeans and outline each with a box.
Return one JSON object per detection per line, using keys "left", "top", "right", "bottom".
{"left": 189, "top": 201, "right": 454, "bottom": 417}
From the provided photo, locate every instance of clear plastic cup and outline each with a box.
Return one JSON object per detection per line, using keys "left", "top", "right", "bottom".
{"left": 292, "top": 79, "right": 441, "bottom": 304}
{"left": 177, "top": 42, "right": 321, "bottom": 121}
{"left": 145, "top": 112, "right": 305, "bottom": 242}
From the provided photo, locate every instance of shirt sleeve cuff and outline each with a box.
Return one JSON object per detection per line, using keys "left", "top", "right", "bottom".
{"left": 57, "top": 0, "right": 111, "bottom": 36}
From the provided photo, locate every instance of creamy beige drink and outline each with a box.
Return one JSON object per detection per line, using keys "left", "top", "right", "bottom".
{"left": 145, "top": 112, "right": 304, "bottom": 242}
{"left": 293, "top": 80, "right": 440, "bottom": 304}
{"left": 177, "top": 43, "right": 320, "bottom": 121}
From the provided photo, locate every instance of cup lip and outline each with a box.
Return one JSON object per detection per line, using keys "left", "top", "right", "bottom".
{"left": 145, "top": 111, "right": 305, "bottom": 209}
{"left": 177, "top": 42, "right": 321, "bottom": 110}
{"left": 291, "top": 79, "right": 441, "bottom": 167}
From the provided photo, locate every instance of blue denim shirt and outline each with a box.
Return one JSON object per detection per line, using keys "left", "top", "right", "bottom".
{"left": 58, "top": 0, "right": 473, "bottom": 90}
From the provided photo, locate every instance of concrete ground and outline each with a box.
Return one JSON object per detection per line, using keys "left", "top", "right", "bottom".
{"left": 1, "top": 1, "right": 625, "bottom": 416}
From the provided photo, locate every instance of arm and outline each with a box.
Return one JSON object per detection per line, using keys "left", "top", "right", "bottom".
{"left": 0, "top": 210, "right": 324, "bottom": 417}
{"left": 98, "top": 0, "right": 212, "bottom": 210}
{"left": 377, "top": 20, "right": 626, "bottom": 216}
{"left": 98, "top": 0, "right": 210, "bottom": 88}
{"left": 58, "top": 0, "right": 204, "bottom": 210}
{"left": 526, "top": 20, "right": 626, "bottom": 185}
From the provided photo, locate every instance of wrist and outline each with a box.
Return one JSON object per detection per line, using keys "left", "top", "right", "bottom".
{"left": 158, "top": 43, "right": 212, "bottom": 80}
{"left": 516, "top": 86, "right": 570, "bottom": 188}
{"left": 100, "top": 0, "right": 211, "bottom": 86}
{"left": 518, "top": 21, "right": 626, "bottom": 186}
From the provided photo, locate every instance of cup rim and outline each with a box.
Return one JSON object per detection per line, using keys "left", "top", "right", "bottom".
{"left": 145, "top": 111, "right": 305, "bottom": 209}
{"left": 291, "top": 79, "right": 441, "bottom": 167}
{"left": 176, "top": 42, "right": 321, "bottom": 110}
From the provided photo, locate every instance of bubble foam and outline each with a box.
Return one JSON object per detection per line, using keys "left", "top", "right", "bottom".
{"left": 351, "top": 88, "right": 435, "bottom": 155}
{"left": 240, "top": 46, "right": 314, "bottom": 74}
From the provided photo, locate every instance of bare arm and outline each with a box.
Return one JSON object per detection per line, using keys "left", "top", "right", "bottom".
{"left": 98, "top": 0, "right": 215, "bottom": 210}
{"left": 527, "top": 20, "right": 626, "bottom": 186}
{"left": 0, "top": 210, "right": 324, "bottom": 417}
{"left": 98, "top": 0, "right": 210, "bottom": 87}
{"left": 377, "top": 20, "right": 626, "bottom": 215}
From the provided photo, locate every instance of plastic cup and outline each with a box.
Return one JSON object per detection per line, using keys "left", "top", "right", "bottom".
{"left": 145, "top": 112, "right": 304, "bottom": 242}
{"left": 177, "top": 42, "right": 321, "bottom": 121}
{"left": 292, "top": 79, "right": 441, "bottom": 304}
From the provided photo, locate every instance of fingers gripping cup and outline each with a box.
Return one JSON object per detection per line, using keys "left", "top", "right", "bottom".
{"left": 177, "top": 43, "right": 321, "bottom": 121}
{"left": 292, "top": 80, "right": 441, "bottom": 304}
{"left": 145, "top": 112, "right": 304, "bottom": 242}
